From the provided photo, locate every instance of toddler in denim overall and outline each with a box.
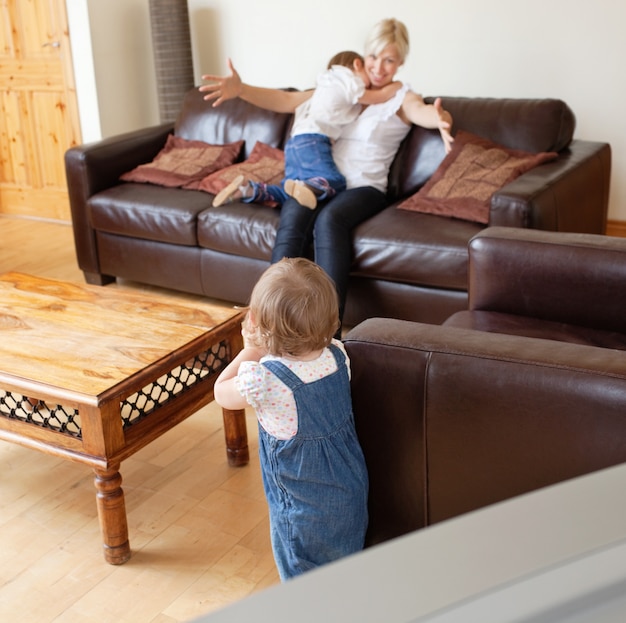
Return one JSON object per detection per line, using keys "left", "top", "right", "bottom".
{"left": 214, "top": 258, "right": 368, "bottom": 581}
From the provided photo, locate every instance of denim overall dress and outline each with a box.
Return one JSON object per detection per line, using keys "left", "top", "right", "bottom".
{"left": 259, "top": 344, "right": 369, "bottom": 581}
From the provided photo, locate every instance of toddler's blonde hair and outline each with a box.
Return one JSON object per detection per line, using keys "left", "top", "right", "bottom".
{"left": 248, "top": 258, "right": 340, "bottom": 357}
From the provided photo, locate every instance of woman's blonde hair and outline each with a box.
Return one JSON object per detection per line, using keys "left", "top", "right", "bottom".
{"left": 248, "top": 258, "right": 340, "bottom": 357}
{"left": 364, "top": 18, "right": 410, "bottom": 63}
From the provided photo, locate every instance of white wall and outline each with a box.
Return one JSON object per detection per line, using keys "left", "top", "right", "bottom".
{"left": 67, "top": 0, "right": 625, "bottom": 222}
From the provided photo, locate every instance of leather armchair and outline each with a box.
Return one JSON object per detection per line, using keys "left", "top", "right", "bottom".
{"left": 444, "top": 227, "right": 626, "bottom": 350}
{"left": 344, "top": 227, "right": 626, "bottom": 548}
{"left": 345, "top": 317, "right": 626, "bottom": 548}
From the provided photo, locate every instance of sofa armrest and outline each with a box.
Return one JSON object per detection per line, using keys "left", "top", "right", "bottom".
{"left": 344, "top": 319, "right": 431, "bottom": 546}
{"left": 489, "top": 139, "right": 611, "bottom": 233}
{"left": 345, "top": 317, "right": 626, "bottom": 540}
{"left": 466, "top": 227, "right": 626, "bottom": 332}
{"left": 64, "top": 123, "right": 173, "bottom": 279}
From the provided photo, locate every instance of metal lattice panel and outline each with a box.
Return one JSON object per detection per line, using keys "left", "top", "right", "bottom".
{"left": 120, "top": 341, "right": 230, "bottom": 429}
{"left": 0, "top": 391, "right": 82, "bottom": 437}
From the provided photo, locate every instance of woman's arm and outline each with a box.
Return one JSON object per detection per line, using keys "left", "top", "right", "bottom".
{"left": 200, "top": 58, "right": 312, "bottom": 112}
{"left": 400, "top": 93, "right": 454, "bottom": 153}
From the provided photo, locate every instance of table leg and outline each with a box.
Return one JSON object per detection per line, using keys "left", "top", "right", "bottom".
{"left": 222, "top": 408, "right": 249, "bottom": 467}
{"left": 94, "top": 465, "right": 131, "bottom": 564}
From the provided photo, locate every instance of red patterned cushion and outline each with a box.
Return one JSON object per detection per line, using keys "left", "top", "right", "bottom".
{"left": 197, "top": 141, "right": 285, "bottom": 194}
{"left": 120, "top": 134, "right": 243, "bottom": 188}
{"left": 397, "top": 130, "right": 558, "bottom": 224}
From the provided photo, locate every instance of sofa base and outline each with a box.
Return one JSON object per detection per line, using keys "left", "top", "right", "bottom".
{"left": 344, "top": 277, "right": 468, "bottom": 327}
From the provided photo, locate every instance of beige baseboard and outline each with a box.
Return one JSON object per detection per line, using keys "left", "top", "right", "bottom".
{"left": 607, "top": 220, "right": 626, "bottom": 238}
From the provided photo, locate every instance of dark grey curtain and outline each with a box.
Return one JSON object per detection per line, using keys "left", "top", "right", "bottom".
{"left": 149, "top": 0, "right": 194, "bottom": 123}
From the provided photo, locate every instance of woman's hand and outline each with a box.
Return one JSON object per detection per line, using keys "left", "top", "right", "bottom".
{"left": 199, "top": 60, "right": 312, "bottom": 113}
{"left": 434, "top": 97, "right": 454, "bottom": 153}
{"left": 400, "top": 92, "right": 454, "bottom": 153}
{"left": 199, "top": 58, "right": 242, "bottom": 107}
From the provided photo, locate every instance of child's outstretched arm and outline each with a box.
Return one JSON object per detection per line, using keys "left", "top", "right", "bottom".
{"left": 358, "top": 81, "right": 402, "bottom": 106}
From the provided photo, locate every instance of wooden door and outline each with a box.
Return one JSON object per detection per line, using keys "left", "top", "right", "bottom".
{"left": 0, "top": 0, "right": 81, "bottom": 221}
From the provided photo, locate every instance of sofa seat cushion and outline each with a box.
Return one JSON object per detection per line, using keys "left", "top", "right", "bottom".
{"left": 89, "top": 183, "right": 212, "bottom": 246}
{"left": 444, "top": 310, "right": 626, "bottom": 351}
{"left": 351, "top": 206, "right": 482, "bottom": 290}
{"left": 197, "top": 203, "right": 281, "bottom": 261}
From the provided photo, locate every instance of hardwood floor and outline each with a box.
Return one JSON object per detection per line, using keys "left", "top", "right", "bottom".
{"left": 0, "top": 216, "right": 279, "bottom": 622}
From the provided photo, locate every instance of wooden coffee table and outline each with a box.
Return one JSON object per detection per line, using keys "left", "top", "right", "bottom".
{"left": 0, "top": 272, "right": 249, "bottom": 564}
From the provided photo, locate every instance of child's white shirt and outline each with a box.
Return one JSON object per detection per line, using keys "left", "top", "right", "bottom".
{"left": 333, "top": 81, "right": 412, "bottom": 192}
{"left": 291, "top": 65, "right": 366, "bottom": 140}
{"left": 234, "top": 339, "right": 350, "bottom": 440}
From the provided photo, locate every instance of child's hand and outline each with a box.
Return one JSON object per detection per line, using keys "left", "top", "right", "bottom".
{"left": 241, "top": 312, "right": 265, "bottom": 353}
{"left": 242, "top": 324, "right": 257, "bottom": 349}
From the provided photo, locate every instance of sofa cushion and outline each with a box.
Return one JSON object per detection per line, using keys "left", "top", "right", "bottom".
{"left": 351, "top": 205, "right": 482, "bottom": 290}
{"left": 427, "top": 97, "right": 575, "bottom": 153}
{"left": 89, "top": 184, "right": 212, "bottom": 246}
{"left": 175, "top": 89, "right": 294, "bottom": 159}
{"left": 387, "top": 126, "right": 446, "bottom": 201}
{"left": 397, "top": 131, "right": 558, "bottom": 224}
{"left": 119, "top": 134, "right": 243, "bottom": 189}
{"left": 197, "top": 203, "right": 281, "bottom": 261}
{"left": 387, "top": 97, "right": 575, "bottom": 203}
{"left": 444, "top": 310, "right": 626, "bottom": 351}
{"left": 197, "top": 141, "right": 285, "bottom": 200}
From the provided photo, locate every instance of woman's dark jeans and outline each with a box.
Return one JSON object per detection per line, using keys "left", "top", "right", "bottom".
{"left": 271, "top": 186, "right": 388, "bottom": 322}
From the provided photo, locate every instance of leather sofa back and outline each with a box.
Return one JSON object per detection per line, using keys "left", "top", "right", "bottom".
{"left": 174, "top": 89, "right": 576, "bottom": 202}
{"left": 175, "top": 88, "right": 293, "bottom": 159}
{"left": 345, "top": 318, "right": 626, "bottom": 547}
{"left": 431, "top": 97, "right": 575, "bottom": 153}
{"left": 388, "top": 97, "right": 576, "bottom": 200}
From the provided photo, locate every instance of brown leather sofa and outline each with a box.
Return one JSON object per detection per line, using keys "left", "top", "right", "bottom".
{"left": 65, "top": 88, "right": 611, "bottom": 327}
{"left": 344, "top": 227, "right": 626, "bottom": 547}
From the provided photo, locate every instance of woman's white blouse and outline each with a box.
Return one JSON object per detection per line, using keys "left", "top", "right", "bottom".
{"left": 333, "top": 81, "right": 412, "bottom": 193}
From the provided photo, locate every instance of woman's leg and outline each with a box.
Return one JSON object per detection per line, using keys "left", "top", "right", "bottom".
{"left": 313, "top": 187, "right": 388, "bottom": 322}
{"left": 271, "top": 197, "right": 321, "bottom": 263}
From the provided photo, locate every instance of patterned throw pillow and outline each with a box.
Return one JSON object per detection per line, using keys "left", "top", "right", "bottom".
{"left": 196, "top": 141, "right": 285, "bottom": 195}
{"left": 397, "top": 130, "right": 558, "bottom": 224}
{"left": 120, "top": 134, "right": 243, "bottom": 189}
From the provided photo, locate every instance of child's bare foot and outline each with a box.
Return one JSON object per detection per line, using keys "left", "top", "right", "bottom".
{"left": 213, "top": 174, "right": 248, "bottom": 207}
{"left": 284, "top": 179, "right": 317, "bottom": 210}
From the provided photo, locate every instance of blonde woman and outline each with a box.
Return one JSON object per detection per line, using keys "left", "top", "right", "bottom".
{"left": 201, "top": 18, "right": 453, "bottom": 325}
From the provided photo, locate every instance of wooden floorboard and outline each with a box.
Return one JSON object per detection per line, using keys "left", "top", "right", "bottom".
{"left": 0, "top": 216, "right": 279, "bottom": 622}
